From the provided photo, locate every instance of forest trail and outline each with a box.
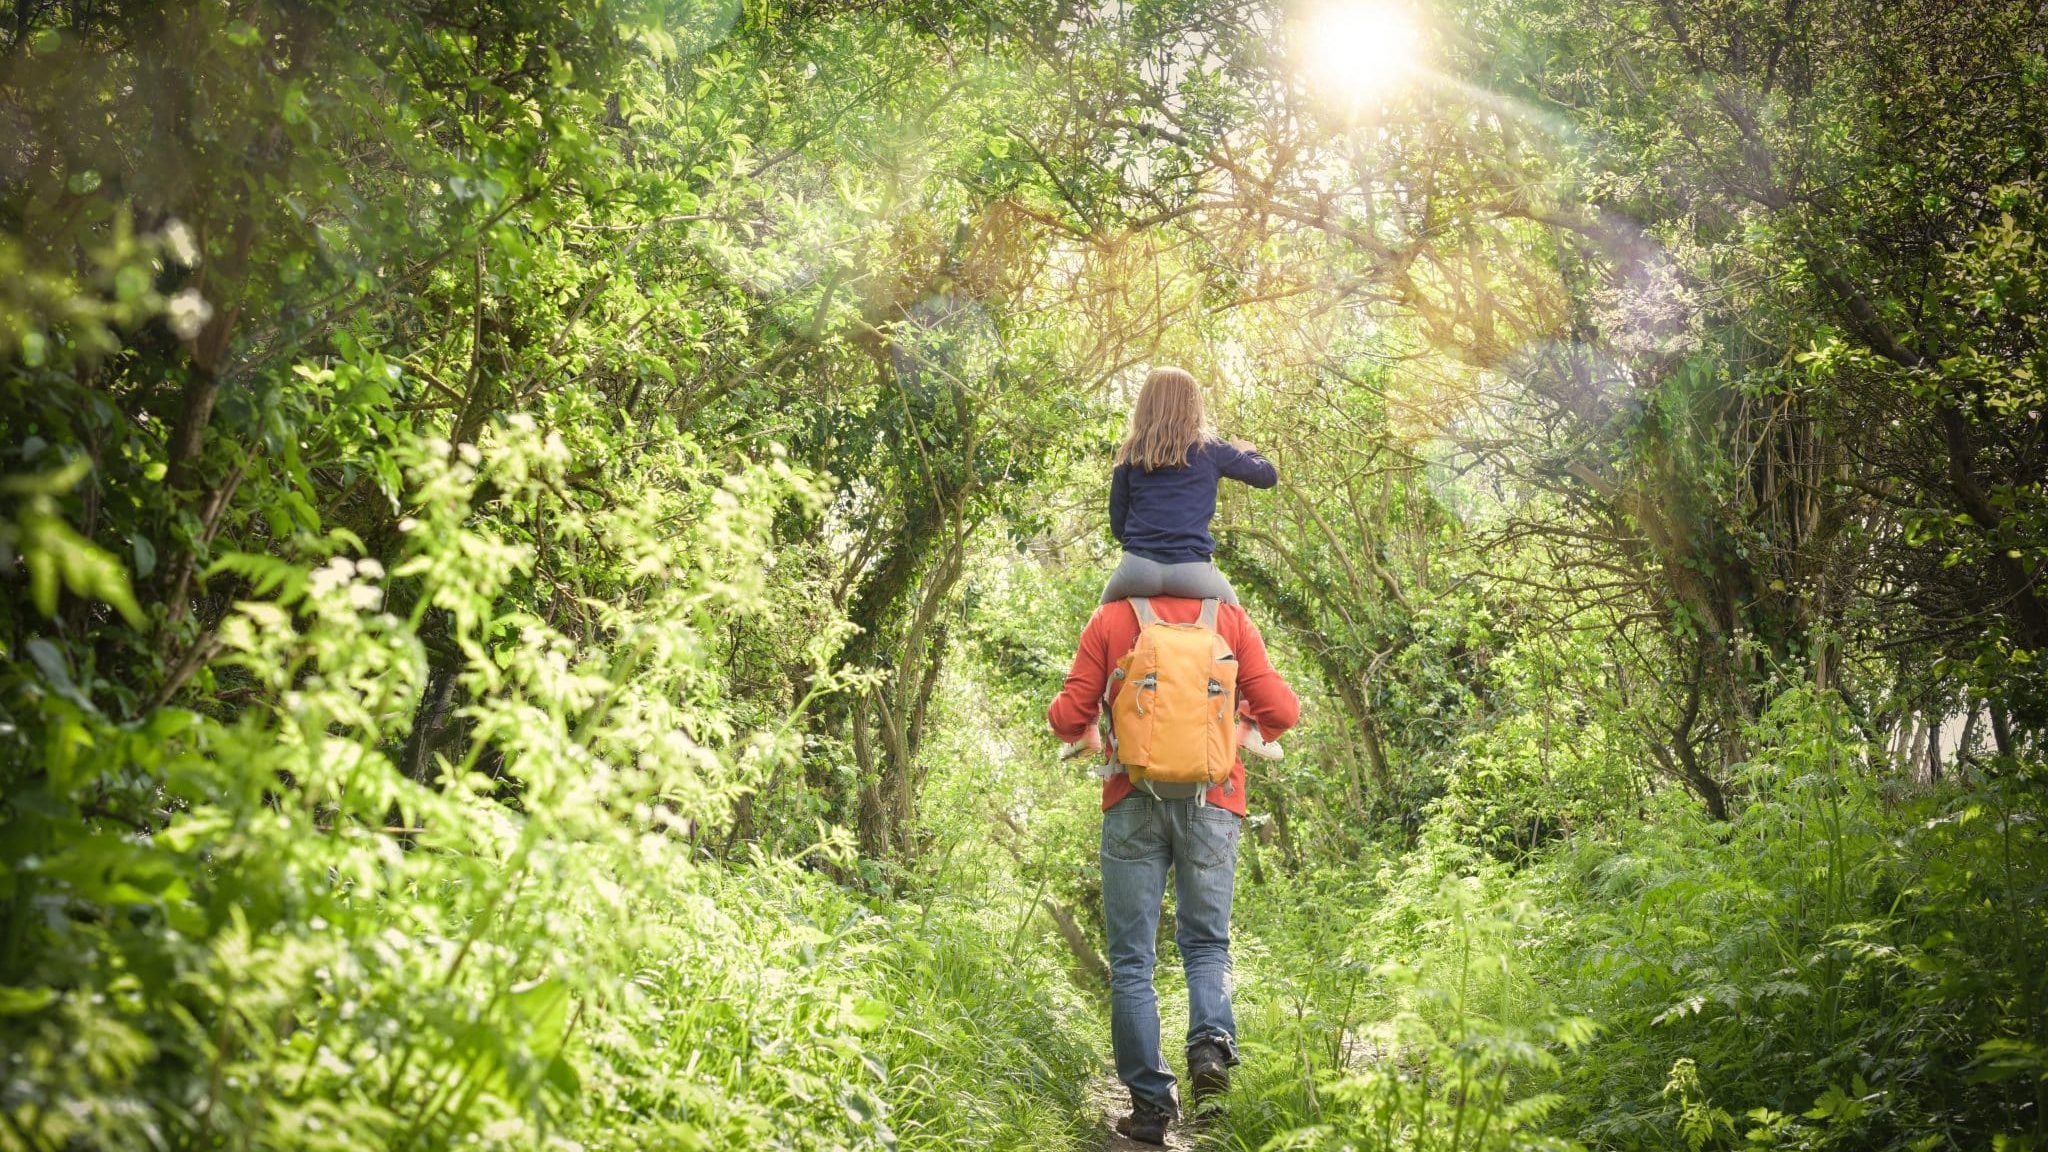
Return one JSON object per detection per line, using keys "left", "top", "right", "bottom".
{"left": 1086, "top": 1071, "right": 1199, "bottom": 1152}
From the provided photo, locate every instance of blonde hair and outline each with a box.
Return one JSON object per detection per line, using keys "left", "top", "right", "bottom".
{"left": 1116, "top": 367, "right": 1207, "bottom": 471}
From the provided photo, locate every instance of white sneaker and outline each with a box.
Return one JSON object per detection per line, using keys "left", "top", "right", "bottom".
{"left": 1238, "top": 723, "right": 1283, "bottom": 761}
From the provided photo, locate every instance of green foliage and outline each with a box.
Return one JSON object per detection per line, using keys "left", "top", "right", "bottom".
{"left": 0, "top": 420, "right": 1095, "bottom": 1150}
{"left": 0, "top": 459, "right": 144, "bottom": 629}
{"left": 1429, "top": 627, "right": 1646, "bottom": 859}
{"left": 1188, "top": 687, "right": 2046, "bottom": 1152}
{"left": 1208, "top": 872, "right": 1595, "bottom": 1152}
{"left": 1529, "top": 692, "right": 2048, "bottom": 1149}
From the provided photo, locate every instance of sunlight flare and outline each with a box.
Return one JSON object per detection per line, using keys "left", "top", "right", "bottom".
{"left": 1299, "top": 0, "right": 1424, "bottom": 102}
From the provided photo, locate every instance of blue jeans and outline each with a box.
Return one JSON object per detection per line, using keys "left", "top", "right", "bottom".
{"left": 1100, "top": 792, "right": 1241, "bottom": 1114}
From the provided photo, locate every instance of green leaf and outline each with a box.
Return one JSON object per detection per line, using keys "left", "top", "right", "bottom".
{"left": 0, "top": 987, "right": 56, "bottom": 1016}
{"left": 25, "top": 638, "right": 96, "bottom": 713}
{"left": 130, "top": 532, "right": 156, "bottom": 579}
{"left": 0, "top": 457, "right": 91, "bottom": 497}
{"left": 510, "top": 974, "right": 572, "bottom": 1053}
{"left": 844, "top": 995, "right": 888, "bottom": 1034}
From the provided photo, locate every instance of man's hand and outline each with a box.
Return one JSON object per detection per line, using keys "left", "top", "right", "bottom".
{"left": 1227, "top": 437, "right": 1256, "bottom": 452}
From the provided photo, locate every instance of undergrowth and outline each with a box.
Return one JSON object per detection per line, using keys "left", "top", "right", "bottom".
{"left": 1, "top": 423, "right": 1100, "bottom": 1151}
{"left": 5, "top": 362, "right": 2042, "bottom": 1152}
{"left": 1194, "top": 689, "right": 2048, "bottom": 1152}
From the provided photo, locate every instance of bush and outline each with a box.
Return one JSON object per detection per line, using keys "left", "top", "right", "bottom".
{"left": 0, "top": 423, "right": 1096, "bottom": 1151}
{"left": 1197, "top": 689, "right": 2048, "bottom": 1152}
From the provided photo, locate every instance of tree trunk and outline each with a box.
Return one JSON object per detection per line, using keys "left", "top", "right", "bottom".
{"left": 1044, "top": 900, "right": 1111, "bottom": 996}
{"left": 1991, "top": 706, "right": 2014, "bottom": 759}
{"left": 989, "top": 810, "right": 1109, "bottom": 997}
{"left": 852, "top": 697, "right": 892, "bottom": 860}
{"left": 400, "top": 655, "right": 461, "bottom": 784}
{"left": 1926, "top": 706, "right": 1946, "bottom": 783}
{"left": 1269, "top": 790, "right": 1300, "bottom": 874}
{"left": 163, "top": 367, "right": 221, "bottom": 494}
{"left": 1357, "top": 699, "right": 1395, "bottom": 804}
{"left": 1666, "top": 653, "right": 1729, "bottom": 820}
{"left": 1954, "top": 703, "right": 1982, "bottom": 772}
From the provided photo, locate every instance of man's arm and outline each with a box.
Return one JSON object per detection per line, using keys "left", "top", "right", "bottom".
{"left": 1109, "top": 463, "right": 1131, "bottom": 544}
{"left": 1227, "top": 610, "right": 1300, "bottom": 738}
{"left": 1048, "top": 605, "right": 1115, "bottom": 741}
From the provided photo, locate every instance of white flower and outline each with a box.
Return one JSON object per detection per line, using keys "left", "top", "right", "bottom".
{"left": 308, "top": 556, "right": 357, "bottom": 594}
{"left": 166, "top": 288, "right": 214, "bottom": 340}
{"left": 161, "top": 219, "right": 200, "bottom": 267}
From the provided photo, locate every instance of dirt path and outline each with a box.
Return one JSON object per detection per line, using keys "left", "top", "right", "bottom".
{"left": 1087, "top": 1071, "right": 1199, "bottom": 1151}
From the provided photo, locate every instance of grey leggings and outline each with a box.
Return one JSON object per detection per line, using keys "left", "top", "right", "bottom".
{"left": 1100, "top": 552, "right": 1239, "bottom": 605}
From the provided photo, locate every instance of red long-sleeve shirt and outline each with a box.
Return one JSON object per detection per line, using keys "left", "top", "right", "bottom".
{"left": 1047, "top": 597, "right": 1301, "bottom": 816}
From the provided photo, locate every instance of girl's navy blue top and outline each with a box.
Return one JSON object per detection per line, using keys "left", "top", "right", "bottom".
{"left": 1110, "top": 438, "right": 1279, "bottom": 564}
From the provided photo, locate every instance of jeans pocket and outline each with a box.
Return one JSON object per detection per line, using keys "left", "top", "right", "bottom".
{"left": 1189, "top": 806, "right": 1241, "bottom": 869}
{"left": 1102, "top": 796, "right": 1157, "bottom": 863}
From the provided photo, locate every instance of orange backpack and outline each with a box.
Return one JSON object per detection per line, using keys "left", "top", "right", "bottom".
{"left": 1105, "top": 598, "right": 1240, "bottom": 799}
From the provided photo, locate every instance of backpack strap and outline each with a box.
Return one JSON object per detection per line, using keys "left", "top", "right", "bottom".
{"left": 1200, "top": 597, "right": 1226, "bottom": 804}
{"left": 1130, "top": 597, "right": 1160, "bottom": 627}
{"left": 1094, "top": 670, "right": 1123, "bottom": 779}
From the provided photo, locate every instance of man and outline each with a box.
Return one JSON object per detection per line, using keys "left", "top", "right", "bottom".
{"left": 1048, "top": 595, "right": 1300, "bottom": 1145}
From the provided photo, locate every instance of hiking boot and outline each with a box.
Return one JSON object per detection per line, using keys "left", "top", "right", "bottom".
{"left": 1116, "top": 1097, "right": 1172, "bottom": 1146}
{"left": 1188, "top": 1039, "right": 1231, "bottom": 1105}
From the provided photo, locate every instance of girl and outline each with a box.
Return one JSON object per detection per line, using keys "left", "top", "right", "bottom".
{"left": 1102, "top": 365, "right": 1284, "bottom": 759}
{"left": 1103, "top": 366, "right": 1277, "bottom": 605}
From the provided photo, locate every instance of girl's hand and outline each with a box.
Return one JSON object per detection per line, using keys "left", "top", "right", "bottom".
{"left": 1227, "top": 437, "right": 1255, "bottom": 452}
